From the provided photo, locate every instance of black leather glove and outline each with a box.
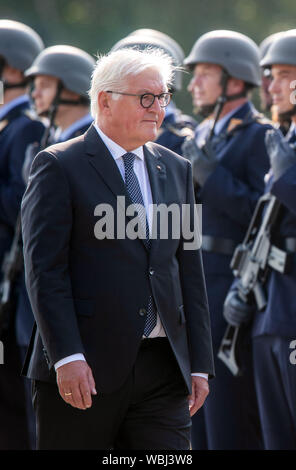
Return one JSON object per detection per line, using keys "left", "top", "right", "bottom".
{"left": 223, "top": 289, "right": 255, "bottom": 327}
{"left": 265, "top": 129, "right": 296, "bottom": 181}
{"left": 181, "top": 137, "right": 218, "bottom": 186}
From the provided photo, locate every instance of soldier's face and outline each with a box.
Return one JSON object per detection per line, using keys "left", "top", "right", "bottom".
{"left": 269, "top": 65, "right": 296, "bottom": 114}
{"left": 97, "top": 68, "right": 166, "bottom": 151}
{"left": 31, "top": 75, "right": 59, "bottom": 115}
{"left": 188, "top": 64, "right": 223, "bottom": 107}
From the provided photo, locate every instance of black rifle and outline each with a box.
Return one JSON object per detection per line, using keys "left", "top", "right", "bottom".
{"left": 0, "top": 214, "right": 23, "bottom": 337}
{"left": 218, "top": 192, "right": 287, "bottom": 375}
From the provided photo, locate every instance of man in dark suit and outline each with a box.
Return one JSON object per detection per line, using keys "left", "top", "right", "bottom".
{"left": 21, "top": 47, "right": 214, "bottom": 450}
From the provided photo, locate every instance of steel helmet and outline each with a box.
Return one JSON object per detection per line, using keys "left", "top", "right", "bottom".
{"left": 111, "top": 29, "right": 185, "bottom": 91}
{"left": 0, "top": 19, "right": 43, "bottom": 71}
{"left": 184, "top": 30, "right": 261, "bottom": 87}
{"left": 260, "top": 29, "right": 296, "bottom": 68}
{"left": 25, "top": 45, "right": 95, "bottom": 97}
{"left": 259, "top": 31, "right": 285, "bottom": 62}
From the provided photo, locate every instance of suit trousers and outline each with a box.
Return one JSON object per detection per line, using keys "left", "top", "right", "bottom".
{"left": 32, "top": 338, "right": 191, "bottom": 450}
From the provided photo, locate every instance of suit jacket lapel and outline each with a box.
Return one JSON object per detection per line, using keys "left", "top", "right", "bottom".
{"left": 85, "top": 125, "right": 131, "bottom": 210}
{"left": 86, "top": 125, "right": 162, "bottom": 251}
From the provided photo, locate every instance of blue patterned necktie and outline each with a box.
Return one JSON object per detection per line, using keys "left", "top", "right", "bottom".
{"left": 122, "top": 152, "right": 157, "bottom": 337}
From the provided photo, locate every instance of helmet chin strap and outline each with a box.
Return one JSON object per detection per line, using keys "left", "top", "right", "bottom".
{"left": 198, "top": 70, "right": 248, "bottom": 139}
{"left": 37, "top": 81, "right": 89, "bottom": 148}
{"left": 0, "top": 57, "right": 28, "bottom": 92}
{"left": 39, "top": 81, "right": 64, "bottom": 148}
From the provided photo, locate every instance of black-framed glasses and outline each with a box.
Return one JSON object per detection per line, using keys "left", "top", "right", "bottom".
{"left": 106, "top": 91, "right": 172, "bottom": 108}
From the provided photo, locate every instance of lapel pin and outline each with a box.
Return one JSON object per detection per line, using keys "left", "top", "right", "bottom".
{"left": 156, "top": 165, "right": 162, "bottom": 171}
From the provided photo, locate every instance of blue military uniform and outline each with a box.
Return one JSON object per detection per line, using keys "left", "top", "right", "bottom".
{"left": 16, "top": 112, "right": 93, "bottom": 348}
{"left": 191, "top": 101, "right": 271, "bottom": 449}
{"left": 0, "top": 94, "right": 44, "bottom": 450}
{"left": 16, "top": 113, "right": 93, "bottom": 344}
{"left": 251, "top": 125, "right": 296, "bottom": 449}
{"left": 156, "top": 101, "right": 196, "bottom": 155}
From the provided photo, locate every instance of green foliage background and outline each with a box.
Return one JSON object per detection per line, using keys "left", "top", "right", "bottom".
{"left": 2, "top": 0, "right": 296, "bottom": 114}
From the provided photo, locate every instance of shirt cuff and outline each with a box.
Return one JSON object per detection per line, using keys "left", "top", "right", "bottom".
{"left": 54, "top": 353, "right": 86, "bottom": 371}
{"left": 191, "top": 373, "right": 208, "bottom": 380}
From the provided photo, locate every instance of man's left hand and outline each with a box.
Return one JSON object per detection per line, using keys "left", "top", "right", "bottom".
{"left": 188, "top": 376, "right": 209, "bottom": 417}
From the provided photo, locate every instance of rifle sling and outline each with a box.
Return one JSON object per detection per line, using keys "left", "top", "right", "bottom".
{"left": 268, "top": 238, "right": 296, "bottom": 274}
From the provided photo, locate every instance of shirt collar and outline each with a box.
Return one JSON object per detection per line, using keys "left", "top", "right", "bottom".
{"left": 0, "top": 94, "right": 29, "bottom": 121}
{"left": 94, "top": 123, "right": 144, "bottom": 161}
{"left": 56, "top": 113, "right": 93, "bottom": 142}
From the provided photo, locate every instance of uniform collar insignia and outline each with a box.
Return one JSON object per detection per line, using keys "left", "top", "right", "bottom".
{"left": 0, "top": 119, "right": 9, "bottom": 133}
{"left": 226, "top": 118, "right": 243, "bottom": 133}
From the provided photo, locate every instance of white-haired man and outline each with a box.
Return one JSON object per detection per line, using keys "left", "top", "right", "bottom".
{"left": 21, "top": 48, "right": 214, "bottom": 450}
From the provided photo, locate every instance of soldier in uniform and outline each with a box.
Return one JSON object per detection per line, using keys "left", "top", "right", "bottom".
{"left": 182, "top": 30, "right": 271, "bottom": 449}
{"left": 110, "top": 28, "right": 196, "bottom": 155}
{"left": 22, "top": 44, "right": 95, "bottom": 181}
{"left": 0, "top": 19, "right": 44, "bottom": 449}
{"left": 259, "top": 32, "right": 290, "bottom": 135}
{"left": 225, "top": 29, "right": 296, "bottom": 449}
{"left": 14, "top": 45, "right": 95, "bottom": 448}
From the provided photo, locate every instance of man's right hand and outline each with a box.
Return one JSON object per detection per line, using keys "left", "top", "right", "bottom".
{"left": 56, "top": 360, "right": 97, "bottom": 410}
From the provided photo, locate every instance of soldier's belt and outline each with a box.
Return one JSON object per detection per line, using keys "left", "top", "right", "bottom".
{"left": 202, "top": 235, "right": 238, "bottom": 256}
{"left": 268, "top": 238, "right": 296, "bottom": 274}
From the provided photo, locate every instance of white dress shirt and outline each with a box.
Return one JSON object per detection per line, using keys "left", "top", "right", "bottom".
{"left": 54, "top": 124, "right": 208, "bottom": 380}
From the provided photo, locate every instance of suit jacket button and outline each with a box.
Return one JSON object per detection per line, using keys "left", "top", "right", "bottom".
{"left": 149, "top": 268, "right": 154, "bottom": 275}
{"left": 139, "top": 308, "right": 147, "bottom": 317}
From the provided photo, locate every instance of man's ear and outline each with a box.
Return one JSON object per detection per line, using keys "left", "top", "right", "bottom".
{"left": 227, "top": 77, "right": 245, "bottom": 94}
{"left": 98, "top": 91, "right": 112, "bottom": 115}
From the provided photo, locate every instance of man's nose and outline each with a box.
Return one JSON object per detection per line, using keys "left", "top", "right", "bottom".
{"left": 149, "top": 96, "right": 162, "bottom": 112}
{"left": 188, "top": 75, "right": 199, "bottom": 93}
{"left": 268, "top": 79, "right": 277, "bottom": 95}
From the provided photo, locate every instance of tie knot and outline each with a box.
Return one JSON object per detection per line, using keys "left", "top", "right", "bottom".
{"left": 122, "top": 152, "right": 136, "bottom": 170}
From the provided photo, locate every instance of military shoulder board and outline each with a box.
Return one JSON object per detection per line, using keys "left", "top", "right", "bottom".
{"left": 165, "top": 123, "right": 195, "bottom": 139}
{"left": 253, "top": 112, "right": 272, "bottom": 126}
{"left": 0, "top": 119, "right": 9, "bottom": 133}
{"left": 23, "top": 109, "right": 39, "bottom": 120}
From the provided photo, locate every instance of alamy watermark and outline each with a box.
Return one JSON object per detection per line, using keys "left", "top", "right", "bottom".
{"left": 94, "top": 197, "right": 202, "bottom": 250}
{"left": 0, "top": 341, "right": 4, "bottom": 365}
{"left": 289, "top": 340, "right": 296, "bottom": 365}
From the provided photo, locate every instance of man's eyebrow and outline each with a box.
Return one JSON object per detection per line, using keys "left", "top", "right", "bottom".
{"left": 277, "top": 70, "right": 293, "bottom": 76}
{"left": 137, "top": 89, "right": 167, "bottom": 94}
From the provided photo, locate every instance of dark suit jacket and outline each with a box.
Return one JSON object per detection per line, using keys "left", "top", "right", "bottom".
{"left": 21, "top": 124, "right": 214, "bottom": 394}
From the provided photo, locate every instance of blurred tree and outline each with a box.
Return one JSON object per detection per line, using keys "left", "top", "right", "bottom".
{"left": 1, "top": 0, "right": 296, "bottom": 113}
